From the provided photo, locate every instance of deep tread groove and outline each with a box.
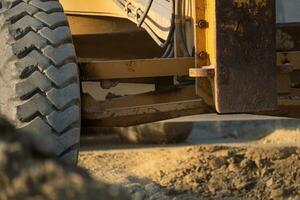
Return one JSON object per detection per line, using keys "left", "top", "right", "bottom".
{"left": 29, "top": 0, "right": 63, "bottom": 13}
{"left": 17, "top": 93, "right": 53, "bottom": 121}
{"left": 34, "top": 12, "right": 68, "bottom": 28}
{"left": 43, "top": 44, "right": 76, "bottom": 66}
{"left": 22, "top": 118, "right": 79, "bottom": 156}
{"left": 56, "top": 128, "right": 80, "bottom": 155}
{"left": 1, "top": 0, "right": 81, "bottom": 165}
{"left": 47, "top": 83, "right": 80, "bottom": 110}
{"left": 17, "top": 50, "right": 51, "bottom": 73}
{"left": 46, "top": 105, "right": 80, "bottom": 133}
{"left": 39, "top": 26, "right": 72, "bottom": 46}
{"left": 12, "top": 31, "right": 47, "bottom": 57}
{"left": 5, "top": 2, "right": 38, "bottom": 22}
{"left": 9, "top": 15, "right": 43, "bottom": 38}
{"left": 16, "top": 70, "right": 52, "bottom": 98}
{"left": 44, "top": 63, "right": 78, "bottom": 86}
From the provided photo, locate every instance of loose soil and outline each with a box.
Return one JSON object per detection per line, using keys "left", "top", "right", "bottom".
{"left": 80, "top": 135, "right": 300, "bottom": 200}
{"left": 2, "top": 114, "right": 300, "bottom": 200}
{"left": 0, "top": 117, "right": 129, "bottom": 200}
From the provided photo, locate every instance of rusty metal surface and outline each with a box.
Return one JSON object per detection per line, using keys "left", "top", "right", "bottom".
{"left": 83, "top": 108, "right": 209, "bottom": 127}
{"left": 215, "top": 0, "right": 277, "bottom": 113}
{"left": 81, "top": 85, "right": 213, "bottom": 127}
{"left": 79, "top": 57, "right": 194, "bottom": 80}
{"left": 83, "top": 98, "right": 205, "bottom": 120}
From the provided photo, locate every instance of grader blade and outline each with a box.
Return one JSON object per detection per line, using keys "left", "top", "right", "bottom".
{"left": 192, "top": 0, "right": 277, "bottom": 113}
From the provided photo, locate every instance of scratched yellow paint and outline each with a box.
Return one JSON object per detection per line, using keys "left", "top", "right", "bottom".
{"left": 205, "top": 0, "right": 216, "bottom": 67}
{"left": 192, "top": 0, "right": 217, "bottom": 67}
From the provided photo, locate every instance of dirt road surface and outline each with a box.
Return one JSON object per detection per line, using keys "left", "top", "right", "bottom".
{"left": 79, "top": 114, "right": 300, "bottom": 200}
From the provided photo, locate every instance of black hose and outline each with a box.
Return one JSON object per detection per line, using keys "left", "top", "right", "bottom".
{"left": 162, "top": 39, "right": 173, "bottom": 58}
{"left": 137, "top": 0, "right": 154, "bottom": 27}
{"left": 139, "top": 10, "right": 174, "bottom": 48}
{"left": 175, "top": 0, "right": 190, "bottom": 57}
{"left": 167, "top": 48, "right": 174, "bottom": 58}
{"left": 113, "top": 0, "right": 175, "bottom": 49}
{"left": 135, "top": 0, "right": 175, "bottom": 48}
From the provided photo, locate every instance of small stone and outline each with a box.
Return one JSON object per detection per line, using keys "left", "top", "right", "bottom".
{"left": 209, "top": 157, "right": 228, "bottom": 169}
{"left": 159, "top": 170, "right": 166, "bottom": 178}
{"left": 214, "top": 150, "right": 230, "bottom": 157}
{"left": 125, "top": 183, "right": 144, "bottom": 194}
{"left": 207, "top": 184, "right": 217, "bottom": 195}
{"left": 270, "top": 188, "right": 284, "bottom": 199}
{"left": 254, "top": 158, "right": 262, "bottom": 168}
{"left": 260, "top": 167, "right": 267, "bottom": 177}
{"left": 266, "top": 178, "right": 274, "bottom": 187}
{"left": 240, "top": 159, "right": 255, "bottom": 169}
{"left": 132, "top": 190, "right": 147, "bottom": 200}
{"left": 228, "top": 163, "right": 239, "bottom": 172}
{"left": 149, "top": 193, "right": 170, "bottom": 200}
{"left": 234, "top": 179, "right": 255, "bottom": 190}
{"left": 145, "top": 183, "right": 160, "bottom": 196}
{"left": 274, "top": 147, "right": 296, "bottom": 160}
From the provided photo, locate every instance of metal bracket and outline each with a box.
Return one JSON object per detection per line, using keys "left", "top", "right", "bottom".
{"left": 189, "top": 66, "right": 215, "bottom": 78}
{"left": 278, "top": 63, "right": 293, "bottom": 74}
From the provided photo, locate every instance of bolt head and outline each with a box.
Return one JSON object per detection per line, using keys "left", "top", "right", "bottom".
{"left": 198, "top": 51, "right": 208, "bottom": 60}
{"left": 198, "top": 20, "right": 208, "bottom": 28}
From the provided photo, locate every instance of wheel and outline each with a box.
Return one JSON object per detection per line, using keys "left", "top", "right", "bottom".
{"left": 118, "top": 122, "right": 193, "bottom": 144}
{"left": 0, "top": 0, "right": 81, "bottom": 164}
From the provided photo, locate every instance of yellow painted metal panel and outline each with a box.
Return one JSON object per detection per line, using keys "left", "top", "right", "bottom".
{"left": 60, "top": 0, "right": 171, "bottom": 40}
{"left": 60, "top": 0, "right": 126, "bottom": 18}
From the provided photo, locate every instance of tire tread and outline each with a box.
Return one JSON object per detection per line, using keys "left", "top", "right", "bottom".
{"left": 3, "top": 0, "right": 81, "bottom": 164}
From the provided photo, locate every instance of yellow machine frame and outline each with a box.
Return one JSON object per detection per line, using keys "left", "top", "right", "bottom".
{"left": 58, "top": 0, "right": 300, "bottom": 127}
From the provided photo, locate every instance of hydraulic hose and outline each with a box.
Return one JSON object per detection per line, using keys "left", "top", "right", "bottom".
{"left": 175, "top": 0, "right": 190, "bottom": 57}
{"left": 137, "top": 0, "right": 154, "bottom": 27}
{"left": 113, "top": 0, "right": 176, "bottom": 50}
{"left": 162, "top": 39, "right": 173, "bottom": 58}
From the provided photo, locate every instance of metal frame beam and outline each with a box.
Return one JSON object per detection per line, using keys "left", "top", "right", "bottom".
{"left": 81, "top": 85, "right": 212, "bottom": 127}
{"left": 79, "top": 57, "right": 194, "bottom": 80}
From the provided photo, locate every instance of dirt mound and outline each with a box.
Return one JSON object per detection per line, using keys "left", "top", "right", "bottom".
{"left": 0, "top": 117, "right": 129, "bottom": 200}
{"left": 151, "top": 146, "right": 300, "bottom": 199}
{"left": 80, "top": 144, "right": 300, "bottom": 200}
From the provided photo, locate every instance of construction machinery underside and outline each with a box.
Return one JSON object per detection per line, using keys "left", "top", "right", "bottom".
{"left": 0, "top": 0, "right": 300, "bottom": 164}
{"left": 61, "top": 0, "right": 300, "bottom": 126}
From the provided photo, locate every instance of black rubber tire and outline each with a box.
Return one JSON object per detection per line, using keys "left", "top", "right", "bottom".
{"left": 0, "top": 0, "right": 81, "bottom": 164}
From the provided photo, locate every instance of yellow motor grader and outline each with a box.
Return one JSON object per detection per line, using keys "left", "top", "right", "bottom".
{"left": 0, "top": 0, "right": 299, "bottom": 164}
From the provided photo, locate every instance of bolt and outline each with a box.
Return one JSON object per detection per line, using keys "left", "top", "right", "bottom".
{"left": 198, "top": 20, "right": 208, "bottom": 28}
{"left": 198, "top": 51, "right": 208, "bottom": 60}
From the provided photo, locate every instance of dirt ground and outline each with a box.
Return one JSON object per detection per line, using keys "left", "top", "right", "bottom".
{"left": 2, "top": 114, "right": 300, "bottom": 200}
{"left": 79, "top": 130, "right": 300, "bottom": 200}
